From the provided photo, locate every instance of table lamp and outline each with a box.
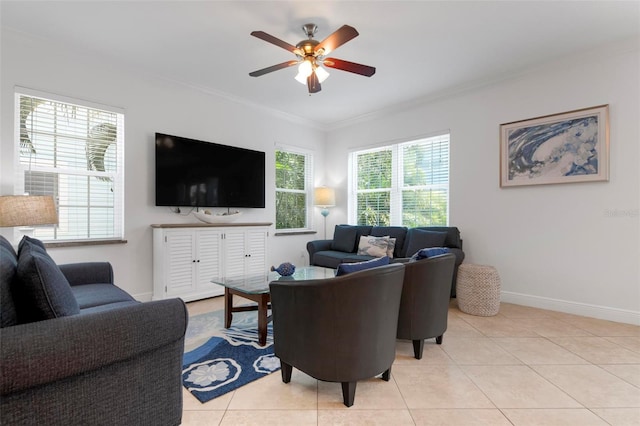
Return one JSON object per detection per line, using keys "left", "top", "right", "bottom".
{"left": 0, "top": 195, "right": 58, "bottom": 242}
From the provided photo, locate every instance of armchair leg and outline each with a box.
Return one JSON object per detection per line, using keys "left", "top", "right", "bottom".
{"left": 281, "top": 361, "right": 292, "bottom": 383}
{"left": 436, "top": 335, "right": 443, "bottom": 345}
{"left": 412, "top": 339, "right": 425, "bottom": 359}
{"left": 382, "top": 366, "right": 391, "bottom": 381}
{"left": 341, "top": 381, "right": 357, "bottom": 407}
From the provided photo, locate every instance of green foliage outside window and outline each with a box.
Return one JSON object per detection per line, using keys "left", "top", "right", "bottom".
{"left": 275, "top": 150, "right": 308, "bottom": 229}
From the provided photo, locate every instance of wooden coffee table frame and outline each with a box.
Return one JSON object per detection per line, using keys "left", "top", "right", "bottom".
{"left": 224, "top": 287, "right": 272, "bottom": 346}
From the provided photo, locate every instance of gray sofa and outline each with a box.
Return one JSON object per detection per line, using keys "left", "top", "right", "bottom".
{"left": 0, "top": 235, "right": 187, "bottom": 426}
{"left": 307, "top": 225, "right": 465, "bottom": 296}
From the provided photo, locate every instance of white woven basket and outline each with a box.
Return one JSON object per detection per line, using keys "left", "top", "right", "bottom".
{"left": 456, "top": 264, "right": 501, "bottom": 316}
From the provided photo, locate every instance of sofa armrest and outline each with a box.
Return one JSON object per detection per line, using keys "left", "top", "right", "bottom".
{"left": 0, "top": 298, "right": 187, "bottom": 395}
{"left": 59, "top": 262, "right": 114, "bottom": 286}
{"left": 306, "top": 239, "right": 333, "bottom": 265}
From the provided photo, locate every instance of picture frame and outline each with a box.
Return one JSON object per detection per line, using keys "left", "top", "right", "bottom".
{"left": 500, "top": 105, "right": 609, "bottom": 187}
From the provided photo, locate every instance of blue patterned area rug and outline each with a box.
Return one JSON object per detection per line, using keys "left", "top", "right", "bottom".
{"left": 182, "top": 309, "right": 280, "bottom": 403}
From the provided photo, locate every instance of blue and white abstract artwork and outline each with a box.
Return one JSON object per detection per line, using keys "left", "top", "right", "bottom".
{"left": 500, "top": 105, "right": 609, "bottom": 187}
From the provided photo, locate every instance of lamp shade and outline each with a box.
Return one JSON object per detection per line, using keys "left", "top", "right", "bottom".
{"left": 314, "top": 187, "right": 335, "bottom": 207}
{"left": 0, "top": 195, "right": 58, "bottom": 227}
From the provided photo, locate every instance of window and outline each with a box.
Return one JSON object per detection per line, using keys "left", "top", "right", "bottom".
{"left": 15, "top": 89, "right": 124, "bottom": 241}
{"left": 349, "top": 133, "right": 449, "bottom": 226}
{"left": 275, "top": 149, "right": 313, "bottom": 230}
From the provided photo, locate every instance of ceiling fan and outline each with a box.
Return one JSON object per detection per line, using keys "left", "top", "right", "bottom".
{"left": 249, "top": 23, "right": 376, "bottom": 94}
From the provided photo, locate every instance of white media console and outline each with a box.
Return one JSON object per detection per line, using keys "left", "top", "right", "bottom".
{"left": 151, "top": 223, "right": 271, "bottom": 302}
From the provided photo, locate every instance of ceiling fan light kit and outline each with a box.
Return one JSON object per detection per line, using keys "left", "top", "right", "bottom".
{"left": 249, "top": 23, "right": 376, "bottom": 94}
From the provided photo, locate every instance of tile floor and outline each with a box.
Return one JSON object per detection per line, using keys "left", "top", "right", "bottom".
{"left": 181, "top": 298, "right": 640, "bottom": 425}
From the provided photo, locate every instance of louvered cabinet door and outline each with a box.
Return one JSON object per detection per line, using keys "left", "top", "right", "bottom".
{"left": 163, "top": 230, "right": 197, "bottom": 296}
{"left": 245, "top": 229, "right": 268, "bottom": 276}
{"left": 223, "top": 230, "right": 247, "bottom": 278}
{"left": 195, "top": 229, "right": 223, "bottom": 293}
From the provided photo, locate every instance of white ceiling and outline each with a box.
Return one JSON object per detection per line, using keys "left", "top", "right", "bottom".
{"left": 2, "top": 1, "right": 639, "bottom": 127}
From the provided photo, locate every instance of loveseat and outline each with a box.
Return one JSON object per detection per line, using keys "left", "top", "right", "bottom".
{"left": 0, "top": 235, "right": 187, "bottom": 425}
{"left": 307, "top": 225, "right": 465, "bottom": 297}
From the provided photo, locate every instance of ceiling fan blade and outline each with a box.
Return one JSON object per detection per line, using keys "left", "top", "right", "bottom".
{"left": 323, "top": 58, "right": 376, "bottom": 77}
{"left": 249, "top": 60, "right": 299, "bottom": 77}
{"left": 251, "top": 31, "right": 300, "bottom": 54}
{"left": 315, "top": 25, "right": 359, "bottom": 55}
{"left": 307, "top": 72, "right": 321, "bottom": 94}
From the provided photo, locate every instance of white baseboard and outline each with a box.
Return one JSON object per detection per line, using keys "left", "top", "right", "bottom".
{"left": 500, "top": 291, "right": 640, "bottom": 326}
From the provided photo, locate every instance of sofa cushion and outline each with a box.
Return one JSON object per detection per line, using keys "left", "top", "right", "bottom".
{"left": 15, "top": 239, "right": 80, "bottom": 323}
{"left": 331, "top": 225, "right": 359, "bottom": 253}
{"left": 71, "top": 283, "right": 136, "bottom": 310}
{"left": 313, "top": 250, "right": 356, "bottom": 269}
{"left": 336, "top": 256, "right": 390, "bottom": 276}
{"left": 370, "top": 226, "right": 407, "bottom": 258}
{"left": 357, "top": 235, "right": 389, "bottom": 257}
{"left": 0, "top": 237, "right": 19, "bottom": 328}
{"left": 410, "top": 247, "right": 450, "bottom": 261}
{"left": 17, "top": 235, "right": 46, "bottom": 255}
{"left": 412, "top": 227, "right": 462, "bottom": 249}
{"left": 404, "top": 229, "right": 448, "bottom": 257}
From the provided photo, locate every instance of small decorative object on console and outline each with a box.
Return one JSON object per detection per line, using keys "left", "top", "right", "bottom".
{"left": 271, "top": 262, "right": 296, "bottom": 276}
{"left": 193, "top": 210, "right": 242, "bottom": 224}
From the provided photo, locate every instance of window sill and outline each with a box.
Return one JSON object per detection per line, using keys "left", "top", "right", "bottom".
{"left": 44, "top": 239, "right": 128, "bottom": 248}
{"left": 274, "top": 230, "right": 317, "bottom": 237}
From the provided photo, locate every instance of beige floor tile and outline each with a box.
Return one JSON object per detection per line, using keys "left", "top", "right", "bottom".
{"left": 501, "top": 408, "right": 609, "bottom": 425}
{"left": 549, "top": 336, "right": 640, "bottom": 364}
{"left": 317, "top": 376, "right": 406, "bottom": 410}
{"left": 187, "top": 296, "right": 225, "bottom": 316}
{"left": 393, "top": 340, "right": 455, "bottom": 365}
{"left": 604, "top": 336, "right": 640, "bottom": 353}
{"left": 461, "top": 365, "right": 581, "bottom": 408}
{"left": 410, "top": 408, "right": 511, "bottom": 425}
{"left": 440, "top": 337, "right": 523, "bottom": 365}
{"left": 458, "top": 315, "right": 540, "bottom": 337}
{"left": 392, "top": 364, "right": 494, "bottom": 409}
{"left": 183, "top": 387, "right": 233, "bottom": 411}
{"left": 497, "top": 303, "right": 557, "bottom": 319}
{"left": 181, "top": 410, "right": 225, "bottom": 426}
{"left": 532, "top": 365, "right": 640, "bottom": 408}
{"left": 227, "top": 370, "right": 318, "bottom": 410}
{"left": 600, "top": 364, "right": 640, "bottom": 387}
{"left": 492, "top": 337, "right": 589, "bottom": 365}
{"left": 508, "top": 318, "right": 595, "bottom": 337}
{"left": 219, "top": 410, "right": 317, "bottom": 425}
{"left": 591, "top": 408, "right": 640, "bottom": 426}
{"left": 444, "top": 316, "right": 485, "bottom": 338}
{"left": 318, "top": 409, "right": 414, "bottom": 425}
{"left": 557, "top": 316, "right": 640, "bottom": 337}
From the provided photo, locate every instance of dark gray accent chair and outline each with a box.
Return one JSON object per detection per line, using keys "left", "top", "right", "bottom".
{"left": 269, "top": 263, "right": 405, "bottom": 407}
{"left": 397, "top": 253, "right": 456, "bottom": 359}
{"left": 0, "top": 235, "right": 187, "bottom": 426}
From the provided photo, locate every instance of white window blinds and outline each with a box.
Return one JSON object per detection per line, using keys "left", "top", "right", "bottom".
{"left": 350, "top": 133, "right": 450, "bottom": 226}
{"left": 15, "top": 90, "right": 125, "bottom": 241}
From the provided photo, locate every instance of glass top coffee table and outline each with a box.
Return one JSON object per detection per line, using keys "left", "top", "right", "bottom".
{"left": 212, "top": 266, "right": 335, "bottom": 346}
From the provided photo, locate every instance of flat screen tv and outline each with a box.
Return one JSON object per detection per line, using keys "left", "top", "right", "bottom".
{"left": 155, "top": 133, "right": 265, "bottom": 208}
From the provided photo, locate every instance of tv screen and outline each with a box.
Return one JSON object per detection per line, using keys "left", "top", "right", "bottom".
{"left": 155, "top": 133, "right": 265, "bottom": 208}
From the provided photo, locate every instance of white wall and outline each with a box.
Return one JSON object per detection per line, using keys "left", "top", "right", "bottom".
{"left": 326, "top": 40, "right": 640, "bottom": 324}
{"left": 0, "top": 29, "right": 327, "bottom": 300}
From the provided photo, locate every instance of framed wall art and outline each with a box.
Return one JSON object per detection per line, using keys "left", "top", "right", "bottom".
{"left": 500, "top": 105, "right": 609, "bottom": 187}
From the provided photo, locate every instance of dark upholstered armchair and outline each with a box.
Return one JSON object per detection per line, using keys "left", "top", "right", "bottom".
{"left": 396, "top": 254, "right": 456, "bottom": 359}
{"left": 269, "top": 263, "right": 405, "bottom": 407}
